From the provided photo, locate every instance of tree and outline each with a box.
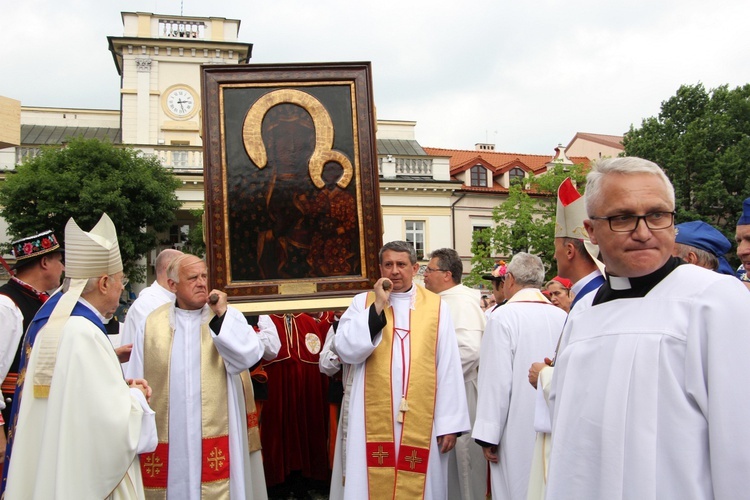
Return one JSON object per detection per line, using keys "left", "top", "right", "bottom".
{"left": 624, "top": 83, "right": 750, "bottom": 252}
{"left": 0, "top": 137, "right": 181, "bottom": 282}
{"left": 465, "top": 162, "right": 587, "bottom": 286}
{"left": 183, "top": 208, "right": 206, "bottom": 258}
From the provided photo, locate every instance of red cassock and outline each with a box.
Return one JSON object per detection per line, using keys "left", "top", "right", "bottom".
{"left": 261, "top": 312, "right": 334, "bottom": 486}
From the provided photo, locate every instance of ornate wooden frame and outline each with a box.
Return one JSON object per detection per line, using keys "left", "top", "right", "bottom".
{"left": 201, "top": 62, "right": 382, "bottom": 313}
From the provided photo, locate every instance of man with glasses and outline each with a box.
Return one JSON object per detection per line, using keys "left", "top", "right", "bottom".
{"left": 423, "top": 247, "right": 487, "bottom": 500}
{"left": 6, "top": 213, "right": 157, "bottom": 498}
{"left": 546, "top": 158, "right": 750, "bottom": 499}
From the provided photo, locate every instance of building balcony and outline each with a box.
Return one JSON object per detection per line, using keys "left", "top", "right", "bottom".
{"left": 150, "top": 146, "right": 203, "bottom": 172}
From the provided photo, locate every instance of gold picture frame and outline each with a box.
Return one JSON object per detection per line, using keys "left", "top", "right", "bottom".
{"left": 201, "top": 62, "right": 382, "bottom": 314}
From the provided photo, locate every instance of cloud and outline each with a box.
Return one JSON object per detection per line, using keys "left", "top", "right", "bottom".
{"left": 2, "top": 0, "right": 749, "bottom": 153}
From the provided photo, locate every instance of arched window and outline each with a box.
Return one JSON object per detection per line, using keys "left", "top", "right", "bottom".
{"left": 470, "top": 165, "right": 488, "bottom": 187}
{"left": 508, "top": 167, "right": 525, "bottom": 185}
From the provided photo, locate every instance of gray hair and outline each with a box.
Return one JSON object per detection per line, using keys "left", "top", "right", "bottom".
{"left": 673, "top": 243, "right": 719, "bottom": 271}
{"left": 584, "top": 157, "right": 676, "bottom": 216}
{"left": 429, "top": 248, "right": 463, "bottom": 285}
{"left": 506, "top": 252, "right": 545, "bottom": 288}
{"left": 66, "top": 276, "right": 107, "bottom": 295}
{"left": 167, "top": 253, "right": 202, "bottom": 283}
{"left": 379, "top": 241, "right": 417, "bottom": 265}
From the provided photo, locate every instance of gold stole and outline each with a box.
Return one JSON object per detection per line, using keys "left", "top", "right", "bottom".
{"left": 364, "top": 287, "right": 440, "bottom": 499}
{"left": 140, "top": 303, "right": 261, "bottom": 499}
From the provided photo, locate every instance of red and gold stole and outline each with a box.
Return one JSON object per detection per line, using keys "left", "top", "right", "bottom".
{"left": 140, "top": 304, "right": 261, "bottom": 499}
{"left": 364, "top": 286, "right": 440, "bottom": 499}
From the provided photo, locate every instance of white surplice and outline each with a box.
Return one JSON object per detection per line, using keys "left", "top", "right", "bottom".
{"left": 526, "top": 271, "right": 603, "bottom": 500}
{"left": 121, "top": 281, "right": 174, "bottom": 376}
{"left": 0, "top": 295, "right": 23, "bottom": 410}
{"left": 472, "top": 289, "right": 566, "bottom": 500}
{"left": 547, "top": 264, "right": 750, "bottom": 500}
{"left": 128, "top": 305, "right": 267, "bottom": 500}
{"left": 439, "top": 284, "right": 487, "bottom": 500}
{"left": 330, "top": 285, "right": 471, "bottom": 500}
{"left": 7, "top": 302, "right": 157, "bottom": 499}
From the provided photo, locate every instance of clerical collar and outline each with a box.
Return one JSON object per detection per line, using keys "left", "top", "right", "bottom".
{"left": 390, "top": 284, "right": 417, "bottom": 310}
{"left": 78, "top": 296, "right": 110, "bottom": 324}
{"left": 592, "top": 256, "right": 684, "bottom": 305}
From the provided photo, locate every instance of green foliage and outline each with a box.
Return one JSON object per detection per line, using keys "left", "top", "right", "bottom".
{"left": 183, "top": 209, "right": 206, "bottom": 258}
{"left": 465, "top": 162, "right": 588, "bottom": 285}
{"left": 624, "top": 83, "right": 750, "bottom": 257}
{"left": 0, "top": 137, "right": 181, "bottom": 281}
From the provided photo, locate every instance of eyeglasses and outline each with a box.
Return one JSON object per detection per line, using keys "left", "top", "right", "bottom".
{"left": 121, "top": 276, "right": 129, "bottom": 288}
{"left": 588, "top": 212, "right": 675, "bottom": 232}
{"left": 424, "top": 266, "right": 449, "bottom": 274}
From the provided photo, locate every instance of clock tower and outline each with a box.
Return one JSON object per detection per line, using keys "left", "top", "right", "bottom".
{"left": 108, "top": 12, "right": 252, "bottom": 149}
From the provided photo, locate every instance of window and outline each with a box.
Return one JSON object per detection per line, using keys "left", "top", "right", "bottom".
{"left": 405, "top": 221, "right": 425, "bottom": 260}
{"left": 470, "top": 165, "right": 488, "bottom": 187}
{"left": 508, "top": 167, "right": 525, "bottom": 185}
{"left": 169, "top": 224, "right": 190, "bottom": 247}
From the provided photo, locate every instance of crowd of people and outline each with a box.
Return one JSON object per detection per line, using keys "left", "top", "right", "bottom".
{"left": 0, "top": 156, "right": 748, "bottom": 499}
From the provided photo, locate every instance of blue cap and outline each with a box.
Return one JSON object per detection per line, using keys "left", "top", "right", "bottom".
{"left": 739, "top": 198, "right": 750, "bottom": 226}
{"left": 675, "top": 221, "right": 735, "bottom": 275}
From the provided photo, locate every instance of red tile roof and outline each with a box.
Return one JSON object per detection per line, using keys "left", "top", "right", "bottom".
{"left": 425, "top": 147, "right": 560, "bottom": 175}
{"left": 424, "top": 147, "right": 590, "bottom": 194}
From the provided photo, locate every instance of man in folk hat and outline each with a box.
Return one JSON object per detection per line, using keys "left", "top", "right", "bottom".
{"left": 735, "top": 197, "right": 750, "bottom": 290}
{"left": 0, "top": 231, "right": 64, "bottom": 446}
{"left": 482, "top": 261, "right": 508, "bottom": 318}
{"left": 673, "top": 220, "right": 734, "bottom": 275}
{"left": 6, "top": 213, "right": 157, "bottom": 499}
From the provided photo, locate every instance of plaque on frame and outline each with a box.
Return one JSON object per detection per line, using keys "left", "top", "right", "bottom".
{"left": 201, "top": 62, "right": 383, "bottom": 313}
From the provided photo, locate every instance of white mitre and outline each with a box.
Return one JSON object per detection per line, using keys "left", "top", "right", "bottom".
{"left": 33, "top": 213, "right": 122, "bottom": 397}
{"left": 64, "top": 213, "right": 123, "bottom": 278}
{"left": 555, "top": 178, "right": 604, "bottom": 273}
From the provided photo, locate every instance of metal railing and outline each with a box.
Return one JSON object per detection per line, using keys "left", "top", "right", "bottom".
{"left": 159, "top": 20, "right": 205, "bottom": 39}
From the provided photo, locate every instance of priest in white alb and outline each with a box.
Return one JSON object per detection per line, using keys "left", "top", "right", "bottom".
{"left": 547, "top": 157, "right": 750, "bottom": 499}
{"left": 6, "top": 213, "right": 157, "bottom": 499}
{"left": 330, "top": 240, "right": 470, "bottom": 500}
{"left": 423, "top": 247, "right": 487, "bottom": 500}
{"left": 472, "top": 252, "right": 566, "bottom": 500}
{"left": 128, "top": 253, "right": 267, "bottom": 500}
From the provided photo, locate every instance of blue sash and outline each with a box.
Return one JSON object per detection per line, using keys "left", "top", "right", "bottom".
{"left": 569, "top": 274, "right": 606, "bottom": 310}
{"left": 1, "top": 292, "right": 106, "bottom": 494}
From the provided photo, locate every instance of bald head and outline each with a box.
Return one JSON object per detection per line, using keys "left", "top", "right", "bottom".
{"left": 155, "top": 249, "right": 183, "bottom": 287}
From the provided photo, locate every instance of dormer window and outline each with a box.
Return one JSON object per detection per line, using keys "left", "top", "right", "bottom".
{"left": 470, "top": 165, "right": 488, "bottom": 187}
{"left": 508, "top": 167, "right": 525, "bottom": 185}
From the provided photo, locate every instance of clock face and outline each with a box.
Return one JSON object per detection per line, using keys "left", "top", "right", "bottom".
{"left": 165, "top": 87, "right": 196, "bottom": 118}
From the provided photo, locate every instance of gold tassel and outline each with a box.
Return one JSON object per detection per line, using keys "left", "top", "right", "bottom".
{"left": 397, "top": 396, "right": 409, "bottom": 423}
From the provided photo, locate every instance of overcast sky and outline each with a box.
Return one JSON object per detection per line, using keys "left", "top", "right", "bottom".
{"left": 2, "top": 0, "right": 749, "bottom": 154}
